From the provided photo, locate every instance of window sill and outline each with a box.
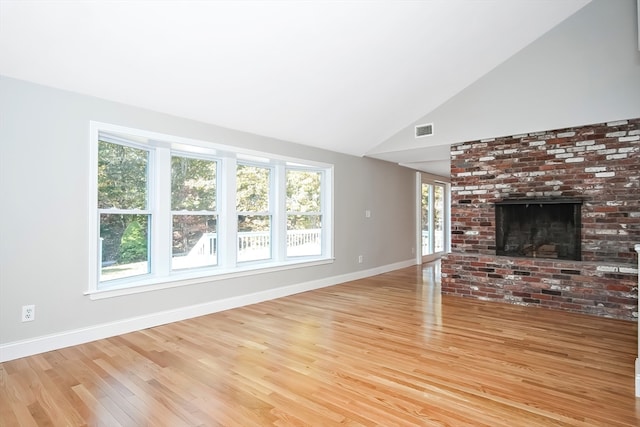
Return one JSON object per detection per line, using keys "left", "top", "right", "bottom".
{"left": 85, "top": 257, "right": 334, "bottom": 300}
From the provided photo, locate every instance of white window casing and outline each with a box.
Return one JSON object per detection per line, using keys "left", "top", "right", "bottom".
{"left": 88, "top": 121, "right": 333, "bottom": 299}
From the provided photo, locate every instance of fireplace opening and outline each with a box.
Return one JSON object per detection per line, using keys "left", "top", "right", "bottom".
{"left": 495, "top": 199, "right": 582, "bottom": 261}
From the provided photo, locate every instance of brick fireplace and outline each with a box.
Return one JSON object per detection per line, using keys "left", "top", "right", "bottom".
{"left": 441, "top": 118, "right": 640, "bottom": 320}
{"left": 495, "top": 199, "right": 582, "bottom": 260}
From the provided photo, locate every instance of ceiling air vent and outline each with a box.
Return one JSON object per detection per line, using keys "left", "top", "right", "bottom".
{"left": 415, "top": 123, "right": 433, "bottom": 138}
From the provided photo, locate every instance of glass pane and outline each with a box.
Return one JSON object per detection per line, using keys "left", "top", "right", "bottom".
{"left": 172, "top": 215, "right": 217, "bottom": 270}
{"left": 421, "top": 183, "right": 431, "bottom": 255}
{"left": 100, "top": 214, "right": 150, "bottom": 281}
{"left": 237, "top": 215, "right": 271, "bottom": 262}
{"left": 434, "top": 185, "right": 445, "bottom": 252}
{"left": 171, "top": 156, "right": 216, "bottom": 211}
{"left": 287, "top": 215, "right": 322, "bottom": 257}
{"left": 98, "top": 141, "right": 148, "bottom": 209}
{"left": 286, "top": 170, "right": 321, "bottom": 212}
{"left": 236, "top": 164, "right": 270, "bottom": 212}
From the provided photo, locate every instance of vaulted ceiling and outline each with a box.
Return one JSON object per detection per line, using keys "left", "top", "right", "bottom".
{"left": 0, "top": 0, "right": 592, "bottom": 175}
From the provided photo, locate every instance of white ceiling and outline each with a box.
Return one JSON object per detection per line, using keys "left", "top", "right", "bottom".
{"left": 0, "top": 0, "right": 591, "bottom": 175}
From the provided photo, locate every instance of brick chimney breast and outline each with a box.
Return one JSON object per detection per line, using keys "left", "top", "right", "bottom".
{"left": 442, "top": 118, "right": 640, "bottom": 320}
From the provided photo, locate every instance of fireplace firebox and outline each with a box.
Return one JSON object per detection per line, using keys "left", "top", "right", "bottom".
{"left": 495, "top": 199, "right": 582, "bottom": 261}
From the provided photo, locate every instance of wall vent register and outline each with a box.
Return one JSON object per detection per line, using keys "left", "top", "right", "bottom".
{"left": 415, "top": 123, "right": 434, "bottom": 138}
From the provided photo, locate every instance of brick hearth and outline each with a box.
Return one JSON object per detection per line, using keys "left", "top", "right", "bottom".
{"left": 441, "top": 118, "right": 640, "bottom": 320}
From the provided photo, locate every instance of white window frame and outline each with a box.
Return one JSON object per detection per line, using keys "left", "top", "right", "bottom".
{"left": 170, "top": 152, "right": 220, "bottom": 271}
{"left": 88, "top": 121, "right": 334, "bottom": 299}
{"left": 95, "top": 138, "right": 154, "bottom": 282}
{"left": 415, "top": 172, "right": 450, "bottom": 264}
{"left": 235, "top": 160, "right": 274, "bottom": 263}
{"left": 285, "top": 166, "right": 325, "bottom": 259}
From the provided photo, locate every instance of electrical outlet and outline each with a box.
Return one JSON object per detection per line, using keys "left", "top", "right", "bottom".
{"left": 358, "top": 255, "right": 363, "bottom": 263}
{"left": 22, "top": 305, "right": 35, "bottom": 322}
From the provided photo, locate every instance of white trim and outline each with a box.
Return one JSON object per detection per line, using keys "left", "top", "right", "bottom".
{"left": 90, "top": 121, "right": 334, "bottom": 292}
{"left": 220, "top": 156, "right": 237, "bottom": 267}
{"left": 324, "top": 166, "right": 335, "bottom": 259}
{"left": 444, "top": 181, "right": 452, "bottom": 254}
{"left": 88, "top": 122, "right": 100, "bottom": 291}
{"left": 415, "top": 172, "right": 422, "bottom": 265}
{"left": 0, "top": 259, "right": 415, "bottom": 362}
{"left": 88, "top": 258, "right": 335, "bottom": 299}
{"left": 274, "top": 165, "right": 286, "bottom": 260}
{"left": 428, "top": 184, "right": 435, "bottom": 256}
{"left": 417, "top": 174, "right": 450, "bottom": 262}
{"left": 91, "top": 120, "right": 332, "bottom": 169}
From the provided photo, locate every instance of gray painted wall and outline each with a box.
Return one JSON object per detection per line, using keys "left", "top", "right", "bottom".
{"left": 0, "top": 77, "right": 416, "bottom": 346}
{"left": 370, "top": 0, "right": 640, "bottom": 154}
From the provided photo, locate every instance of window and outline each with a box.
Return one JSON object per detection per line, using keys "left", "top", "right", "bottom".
{"left": 98, "top": 140, "right": 151, "bottom": 282}
{"left": 419, "top": 178, "right": 448, "bottom": 259}
{"left": 89, "top": 122, "right": 333, "bottom": 295}
{"left": 236, "top": 163, "right": 272, "bottom": 262}
{"left": 286, "top": 169, "right": 322, "bottom": 257}
{"left": 171, "top": 155, "right": 218, "bottom": 270}
{"left": 421, "top": 182, "right": 431, "bottom": 255}
{"left": 433, "top": 184, "right": 445, "bottom": 252}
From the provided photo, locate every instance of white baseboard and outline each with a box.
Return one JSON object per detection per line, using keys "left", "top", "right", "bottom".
{"left": 0, "top": 259, "right": 414, "bottom": 362}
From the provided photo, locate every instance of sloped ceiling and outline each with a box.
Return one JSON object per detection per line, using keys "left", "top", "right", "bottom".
{"left": 0, "top": 0, "right": 591, "bottom": 175}
{"left": 370, "top": 0, "right": 640, "bottom": 177}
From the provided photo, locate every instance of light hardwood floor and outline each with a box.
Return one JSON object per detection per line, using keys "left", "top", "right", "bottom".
{"left": 1, "top": 262, "right": 638, "bottom": 426}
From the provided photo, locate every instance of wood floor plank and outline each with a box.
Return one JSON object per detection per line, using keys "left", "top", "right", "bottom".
{"left": 1, "top": 262, "right": 638, "bottom": 426}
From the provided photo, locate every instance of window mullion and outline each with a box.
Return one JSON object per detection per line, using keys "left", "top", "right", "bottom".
{"left": 220, "top": 157, "right": 237, "bottom": 267}
{"left": 98, "top": 208, "right": 152, "bottom": 215}
{"left": 273, "top": 165, "right": 286, "bottom": 261}
{"left": 153, "top": 147, "right": 172, "bottom": 277}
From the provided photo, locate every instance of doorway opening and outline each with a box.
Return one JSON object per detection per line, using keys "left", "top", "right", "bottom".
{"left": 417, "top": 174, "right": 449, "bottom": 263}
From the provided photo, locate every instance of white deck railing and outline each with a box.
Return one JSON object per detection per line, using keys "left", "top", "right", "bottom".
{"left": 185, "top": 229, "right": 322, "bottom": 263}
{"left": 422, "top": 230, "right": 445, "bottom": 254}
{"left": 101, "top": 229, "right": 323, "bottom": 280}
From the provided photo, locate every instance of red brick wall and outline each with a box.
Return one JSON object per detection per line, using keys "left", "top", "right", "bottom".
{"left": 441, "top": 118, "right": 639, "bottom": 320}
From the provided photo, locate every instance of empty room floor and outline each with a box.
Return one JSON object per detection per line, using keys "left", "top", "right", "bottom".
{"left": 1, "top": 261, "right": 638, "bottom": 426}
